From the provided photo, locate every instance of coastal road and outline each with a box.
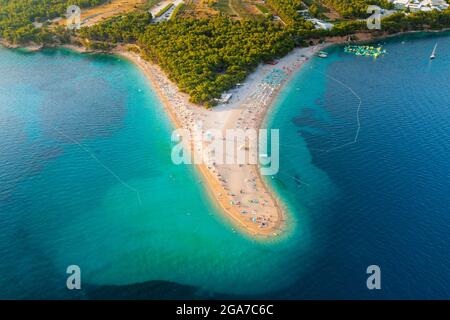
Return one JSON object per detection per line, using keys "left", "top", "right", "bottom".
{"left": 150, "top": 0, "right": 185, "bottom": 22}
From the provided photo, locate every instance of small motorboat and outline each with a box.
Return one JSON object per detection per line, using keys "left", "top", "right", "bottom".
{"left": 317, "top": 51, "right": 328, "bottom": 58}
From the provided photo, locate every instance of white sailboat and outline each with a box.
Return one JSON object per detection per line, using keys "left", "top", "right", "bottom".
{"left": 430, "top": 43, "right": 437, "bottom": 60}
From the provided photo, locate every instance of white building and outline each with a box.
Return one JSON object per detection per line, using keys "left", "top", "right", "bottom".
{"left": 393, "top": 0, "right": 411, "bottom": 9}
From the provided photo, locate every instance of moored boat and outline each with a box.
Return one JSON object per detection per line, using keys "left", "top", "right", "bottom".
{"left": 317, "top": 51, "right": 328, "bottom": 58}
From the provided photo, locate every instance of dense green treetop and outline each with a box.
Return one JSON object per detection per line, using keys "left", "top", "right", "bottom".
{"left": 139, "top": 18, "right": 296, "bottom": 106}
{"left": 79, "top": 11, "right": 152, "bottom": 43}
{"left": 381, "top": 9, "right": 450, "bottom": 32}
{"left": 82, "top": 16, "right": 296, "bottom": 106}
{"left": 266, "top": 0, "right": 306, "bottom": 24}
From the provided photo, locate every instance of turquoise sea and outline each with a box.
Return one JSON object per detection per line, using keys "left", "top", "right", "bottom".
{"left": 0, "top": 31, "right": 449, "bottom": 299}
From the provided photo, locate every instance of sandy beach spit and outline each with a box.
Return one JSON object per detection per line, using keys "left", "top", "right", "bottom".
{"left": 113, "top": 43, "right": 326, "bottom": 238}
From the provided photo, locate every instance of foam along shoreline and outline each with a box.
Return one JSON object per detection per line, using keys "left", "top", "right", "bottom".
{"left": 114, "top": 44, "right": 326, "bottom": 238}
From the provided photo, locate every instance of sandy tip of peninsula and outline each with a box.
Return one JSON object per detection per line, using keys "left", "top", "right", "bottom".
{"left": 113, "top": 43, "right": 326, "bottom": 239}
